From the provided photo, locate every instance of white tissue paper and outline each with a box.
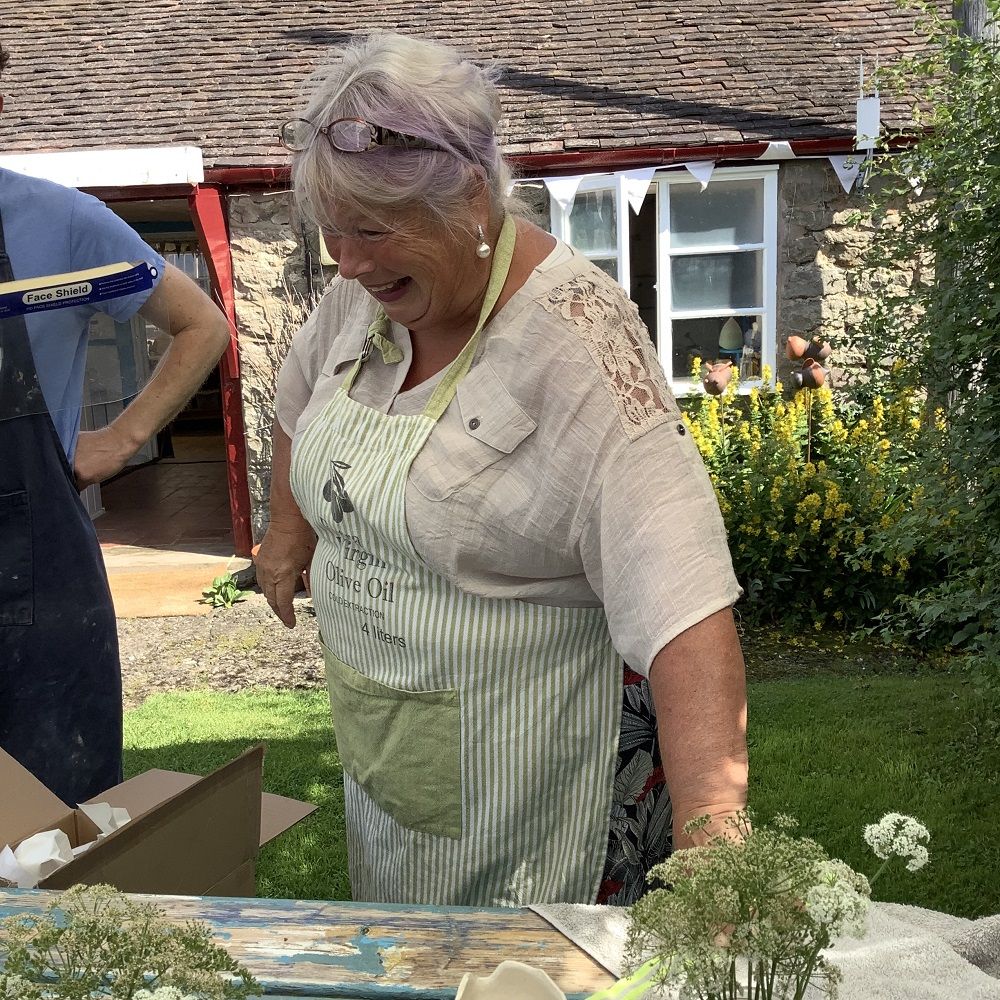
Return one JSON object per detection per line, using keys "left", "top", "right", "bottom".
{"left": 79, "top": 801, "right": 131, "bottom": 835}
{"left": 0, "top": 830, "right": 74, "bottom": 887}
{"left": 0, "top": 802, "right": 130, "bottom": 887}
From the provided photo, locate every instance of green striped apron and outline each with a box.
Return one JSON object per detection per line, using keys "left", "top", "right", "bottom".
{"left": 290, "top": 216, "right": 623, "bottom": 906}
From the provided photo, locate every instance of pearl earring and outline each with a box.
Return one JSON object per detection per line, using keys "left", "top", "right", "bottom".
{"left": 475, "top": 224, "right": 491, "bottom": 259}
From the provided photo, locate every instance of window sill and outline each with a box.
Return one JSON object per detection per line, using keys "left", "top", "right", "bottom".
{"left": 670, "top": 377, "right": 774, "bottom": 399}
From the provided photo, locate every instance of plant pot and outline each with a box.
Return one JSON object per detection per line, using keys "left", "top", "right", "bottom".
{"left": 702, "top": 361, "right": 734, "bottom": 396}
{"left": 785, "top": 334, "right": 832, "bottom": 362}
{"left": 793, "top": 359, "right": 827, "bottom": 389}
{"left": 456, "top": 961, "right": 567, "bottom": 1000}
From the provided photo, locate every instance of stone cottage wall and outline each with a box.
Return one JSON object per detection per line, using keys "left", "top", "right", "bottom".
{"left": 227, "top": 166, "right": 909, "bottom": 535}
{"left": 776, "top": 159, "right": 904, "bottom": 383}
{"left": 228, "top": 191, "right": 324, "bottom": 541}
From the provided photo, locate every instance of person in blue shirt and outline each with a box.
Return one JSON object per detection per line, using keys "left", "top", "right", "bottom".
{"left": 0, "top": 40, "right": 231, "bottom": 804}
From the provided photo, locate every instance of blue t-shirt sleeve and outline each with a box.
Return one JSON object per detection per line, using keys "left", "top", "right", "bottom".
{"left": 68, "top": 190, "right": 166, "bottom": 323}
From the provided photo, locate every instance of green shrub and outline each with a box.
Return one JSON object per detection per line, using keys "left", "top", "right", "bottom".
{"left": 846, "top": 0, "right": 1000, "bottom": 664}
{"left": 682, "top": 369, "right": 932, "bottom": 630}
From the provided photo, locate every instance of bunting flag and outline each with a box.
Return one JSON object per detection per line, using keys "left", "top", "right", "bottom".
{"left": 757, "top": 141, "right": 796, "bottom": 160}
{"left": 683, "top": 160, "right": 715, "bottom": 190}
{"left": 542, "top": 175, "right": 584, "bottom": 215}
{"left": 620, "top": 166, "right": 657, "bottom": 214}
{"left": 829, "top": 154, "right": 863, "bottom": 194}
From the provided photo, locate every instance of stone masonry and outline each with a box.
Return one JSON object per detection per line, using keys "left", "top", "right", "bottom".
{"left": 228, "top": 191, "right": 325, "bottom": 541}
{"left": 228, "top": 161, "right": 909, "bottom": 534}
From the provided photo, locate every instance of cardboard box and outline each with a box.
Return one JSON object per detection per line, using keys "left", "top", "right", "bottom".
{"left": 0, "top": 745, "right": 316, "bottom": 896}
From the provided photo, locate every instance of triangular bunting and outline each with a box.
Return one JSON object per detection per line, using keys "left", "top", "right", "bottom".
{"left": 620, "top": 167, "right": 657, "bottom": 215}
{"left": 829, "top": 154, "right": 863, "bottom": 194}
{"left": 757, "top": 141, "right": 796, "bottom": 161}
{"left": 543, "top": 175, "right": 585, "bottom": 215}
{"left": 683, "top": 160, "right": 715, "bottom": 190}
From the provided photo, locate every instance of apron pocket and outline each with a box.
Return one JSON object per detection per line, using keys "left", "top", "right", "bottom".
{"left": 321, "top": 639, "right": 463, "bottom": 840}
{"left": 0, "top": 491, "right": 33, "bottom": 626}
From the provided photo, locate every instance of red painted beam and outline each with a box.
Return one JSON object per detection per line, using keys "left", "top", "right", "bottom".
{"left": 202, "top": 133, "right": 924, "bottom": 187}
{"left": 188, "top": 184, "right": 254, "bottom": 559}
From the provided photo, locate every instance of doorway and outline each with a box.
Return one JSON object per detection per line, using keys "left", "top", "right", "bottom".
{"left": 87, "top": 238, "right": 233, "bottom": 562}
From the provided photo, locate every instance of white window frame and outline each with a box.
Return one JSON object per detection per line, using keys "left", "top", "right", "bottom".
{"left": 549, "top": 173, "right": 631, "bottom": 290}
{"left": 657, "top": 165, "right": 778, "bottom": 396}
{"left": 548, "top": 165, "right": 778, "bottom": 396}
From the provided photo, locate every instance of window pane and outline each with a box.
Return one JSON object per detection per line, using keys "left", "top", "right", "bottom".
{"left": 670, "top": 314, "right": 763, "bottom": 380}
{"left": 570, "top": 189, "right": 617, "bottom": 255}
{"left": 671, "top": 251, "right": 762, "bottom": 311}
{"left": 670, "top": 180, "right": 763, "bottom": 248}
{"left": 589, "top": 256, "right": 619, "bottom": 281}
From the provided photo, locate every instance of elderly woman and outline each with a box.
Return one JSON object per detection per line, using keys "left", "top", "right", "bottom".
{"left": 256, "top": 32, "right": 747, "bottom": 908}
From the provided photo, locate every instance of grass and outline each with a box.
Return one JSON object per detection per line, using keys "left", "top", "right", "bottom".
{"left": 123, "top": 666, "right": 1000, "bottom": 918}
{"left": 123, "top": 690, "right": 349, "bottom": 901}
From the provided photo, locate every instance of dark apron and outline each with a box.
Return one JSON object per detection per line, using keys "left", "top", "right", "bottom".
{"left": 0, "top": 207, "right": 123, "bottom": 805}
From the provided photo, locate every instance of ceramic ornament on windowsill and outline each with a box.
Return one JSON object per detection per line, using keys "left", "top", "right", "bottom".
{"left": 739, "top": 319, "right": 761, "bottom": 380}
{"left": 718, "top": 316, "right": 744, "bottom": 360}
{"left": 702, "top": 360, "right": 734, "bottom": 395}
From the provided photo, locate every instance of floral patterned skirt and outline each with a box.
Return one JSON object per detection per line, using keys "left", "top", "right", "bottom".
{"left": 597, "top": 665, "right": 673, "bottom": 906}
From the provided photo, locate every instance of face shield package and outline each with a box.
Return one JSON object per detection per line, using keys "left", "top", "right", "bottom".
{"left": 0, "top": 260, "right": 163, "bottom": 435}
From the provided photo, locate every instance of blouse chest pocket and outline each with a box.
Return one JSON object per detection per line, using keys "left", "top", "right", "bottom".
{"left": 410, "top": 359, "right": 537, "bottom": 503}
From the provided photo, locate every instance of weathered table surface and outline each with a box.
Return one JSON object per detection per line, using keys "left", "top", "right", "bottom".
{"left": 0, "top": 889, "right": 615, "bottom": 999}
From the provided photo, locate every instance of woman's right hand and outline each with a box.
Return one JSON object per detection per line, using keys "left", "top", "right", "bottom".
{"left": 255, "top": 519, "right": 316, "bottom": 628}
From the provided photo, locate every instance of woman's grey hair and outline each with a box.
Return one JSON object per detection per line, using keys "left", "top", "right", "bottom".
{"left": 290, "top": 33, "right": 521, "bottom": 241}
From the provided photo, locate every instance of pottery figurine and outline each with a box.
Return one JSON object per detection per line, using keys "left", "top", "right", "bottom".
{"left": 793, "top": 359, "right": 827, "bottom": 389}
{"left": 719, "top": 316, "right": 744, "bottom": 351}
{"left": 785, "top": 334, "right": 832, "bottom": 362}
{"left": 702, "top": 361, "right": 734, "bottom": 396}
{"left": 456, "top": 960, "right": 567, "bottom": 1000}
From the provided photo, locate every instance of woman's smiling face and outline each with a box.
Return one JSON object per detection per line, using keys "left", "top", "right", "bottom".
{"left": 322, "top": 205, "right": 487, "bottom": 335}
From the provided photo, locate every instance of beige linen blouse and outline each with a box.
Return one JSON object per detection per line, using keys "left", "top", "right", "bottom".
{"left": 276, "top": 242, "right": 742, "bottom": 675}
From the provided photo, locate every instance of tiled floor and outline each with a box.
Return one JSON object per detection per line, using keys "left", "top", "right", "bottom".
{"left": 94, "top": 436, "right": 244, "bottom": 616}
{"left": 96, "top": 460, "right": 234, "bottom": 561}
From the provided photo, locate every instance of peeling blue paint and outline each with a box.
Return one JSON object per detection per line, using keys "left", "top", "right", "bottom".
{"left": 272, "top": 932, "right": 395, "bottom": 977}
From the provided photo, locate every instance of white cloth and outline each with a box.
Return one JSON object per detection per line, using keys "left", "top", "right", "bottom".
{"left": 529, "top": 901, "right": 1000, "bottom": 999}
{"left": 277, "top": 244, "right": 741, "bottom": 674}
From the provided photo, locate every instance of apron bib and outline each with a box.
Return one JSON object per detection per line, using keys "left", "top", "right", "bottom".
{"left": 291, "top": 217, "right": 623, "bottom": 906}
{"left": 0, "top": 207, "right": 122, "bottom": 805}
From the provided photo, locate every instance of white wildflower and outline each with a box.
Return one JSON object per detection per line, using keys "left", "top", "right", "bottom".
{"left": 817, "top": 858, "right": 872, "bottom": 898}
{"left": 134, "top": 989, "right": 198, "bottom": 1000}
{"left": 863, "top": 813, "right": 930, "bottom": 866}
{"left": 0, "top": 974, "right": 41, "bottom": 999}
{"left": 805, "top": 881, "right": 869, "bottom": 938}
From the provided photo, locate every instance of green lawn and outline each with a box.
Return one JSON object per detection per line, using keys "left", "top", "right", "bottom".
{"left": 123, "top": 670, "right": 1000, "bottom": 918}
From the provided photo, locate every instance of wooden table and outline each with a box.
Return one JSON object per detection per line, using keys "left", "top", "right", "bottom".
{"left": 0, "top": 889, "right": 615, "bottom": 999}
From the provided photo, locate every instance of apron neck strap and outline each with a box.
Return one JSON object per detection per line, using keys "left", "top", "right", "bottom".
{"left": 422, "top": 214, "right": 516, "bottom": 422}
{"left": 340, "top": 214, "right": 517, "bottom": 421}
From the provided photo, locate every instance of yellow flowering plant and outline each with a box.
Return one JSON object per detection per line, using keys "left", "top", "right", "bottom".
{"left": 682, "top": 363, "right": 929, "bottom": 629}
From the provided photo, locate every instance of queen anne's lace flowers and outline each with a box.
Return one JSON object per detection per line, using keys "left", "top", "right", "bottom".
{"left": 627, "top": 811, "right": 931, "bottom": 1000}
{"left": 805, "top": 862, "right": 870, "bottom": 939}
{"left": 864, "top": 813, "right": 931, "bottom": 870}
{"left": 135, "top": 990, "right": 202, "bottom": 1000}
{"left": 0, "top": 884, "right": 258, "bottom": 999}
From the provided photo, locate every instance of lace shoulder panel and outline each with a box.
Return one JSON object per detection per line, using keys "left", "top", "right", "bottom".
{"left": 539, "top": 273, "right": 679, "bottom": 441}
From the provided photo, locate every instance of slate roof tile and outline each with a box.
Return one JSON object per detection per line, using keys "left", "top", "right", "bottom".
{"left": 0, "top": 0, "right": 942, "bottom": 168}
